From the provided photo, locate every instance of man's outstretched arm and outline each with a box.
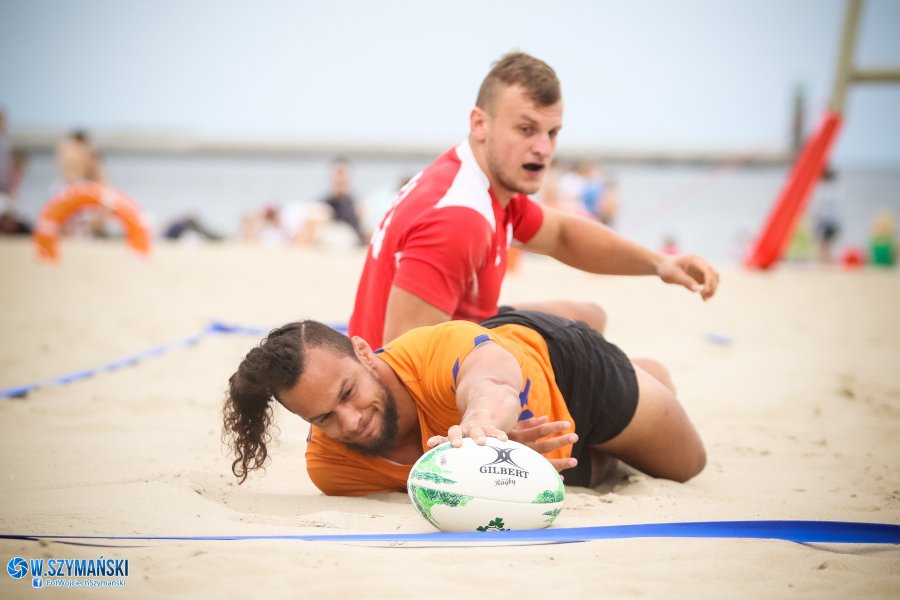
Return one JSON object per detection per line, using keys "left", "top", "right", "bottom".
{"left": 424, "top": 335, "right": 579, "bottom": 474}
{"left": 524, "top": 207, "right": 720, "bottom": 300}
{"left": 427, "top": 341, "right": 521, "bottom": 447}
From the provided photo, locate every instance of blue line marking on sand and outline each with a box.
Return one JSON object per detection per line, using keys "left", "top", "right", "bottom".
{"left": 703, "top": 332, "right": 734, "bottom": 346}
{"left": 0, "top": 321, "right": 348, "bottom": 399}
{"left": 1, "top": 521, "right": 898, "bottom": 545}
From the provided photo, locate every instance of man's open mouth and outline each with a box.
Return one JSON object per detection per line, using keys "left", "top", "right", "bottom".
{"left": 523, "top": 163, "right": 544, "bottom": 172}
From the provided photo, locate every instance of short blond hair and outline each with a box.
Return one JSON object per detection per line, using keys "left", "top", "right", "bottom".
{"left": 476, "top": 51, "right": 561, "bottom": 114}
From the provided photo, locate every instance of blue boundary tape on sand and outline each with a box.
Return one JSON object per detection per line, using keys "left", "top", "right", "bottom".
{"left": 0, "top": 321, "right": 347, "bottom": 399}
{"left": 1, "top": 521, "right": 898, "bottom": 545}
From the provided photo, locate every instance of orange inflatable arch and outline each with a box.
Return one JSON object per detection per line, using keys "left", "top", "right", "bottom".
{"left": 33, "top": 182, "right": 153, "bottom": 261}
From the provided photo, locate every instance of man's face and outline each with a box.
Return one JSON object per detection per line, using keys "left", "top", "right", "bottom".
{"left": 477, "top": 84, "right": 563, "bottom": 200}
{"left": 278, "top": 347, "right": 398, "bottom": 455}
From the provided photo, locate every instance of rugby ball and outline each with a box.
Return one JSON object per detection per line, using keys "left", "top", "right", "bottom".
{"left": 407, "top": 437, "right": 565, "bottom": 532}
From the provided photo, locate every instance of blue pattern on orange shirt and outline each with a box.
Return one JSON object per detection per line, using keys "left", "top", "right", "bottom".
{"left": 518, "top": 378, "right": 533, "bottom": 420}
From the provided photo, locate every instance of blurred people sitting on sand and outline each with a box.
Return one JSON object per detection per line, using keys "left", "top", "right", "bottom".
{"left": 597, "top": 176, "right": 621, "bottom": 227}
{"left": 869, "top": 211, "right": 897, "bottom": 268}
{"left": 321, "top": 156, "right": 369, "bottom": 246}
{"left": 0, "top": 209, "right": 31, "bottom": 235}
{"left": 282, "top": 200, "right": 330, "bottom": 246}
{"left": 55, "top": 129, "right": 114, "bottom": 238}
{"left": 241, "top": 198, "right": 370, "bottom": 250}
{"left": 0, "top": 108, "right": 11, "bottom": 199}
{"left": 0, "top": 110, "right": 32, "bottom": 235}
{"left": 57, "top": 129, "right": 105, "bottom": 185}
{"left": 163, "top": 214, "right": 223, "bottom": 243}
{"left": 241, "top": 204, "right": 291, "bottom": 246}
{"left": 0, "top": 149, "right": 32, "bottom": 235}
{"left": 812, "top": 167, "right": 841, "bottom": 264}
{"left": 554, "top": 160, "right": 620, "bottom": 226}
{"left": 8, "top": 147, "right": 29, "bottom": 197}
{"left": 555, "top": 160, "right": 593, "bottom": 216}
{"left": 536, "top": 159, "right": 562, "bottom": 209}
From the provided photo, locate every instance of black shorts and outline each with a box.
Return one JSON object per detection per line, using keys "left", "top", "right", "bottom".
{"left": 480, "top": 309, "right": 639, "bottom": 487}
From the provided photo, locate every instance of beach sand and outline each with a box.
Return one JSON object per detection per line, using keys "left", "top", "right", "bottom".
{"left": 0, "top": 237, "right": 898, "bottom": 598}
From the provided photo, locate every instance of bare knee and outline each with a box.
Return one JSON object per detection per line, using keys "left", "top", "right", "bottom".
{"left": 572, "top": 301, "right": 607, "bottom": 334}
{"left": 511, "top": 299, "right": 608, "bottom": 334}
{"left": 544, "top": 299, "right": 606, "bottom": 333}
{"left": 622, "top": 437, "right": 706, "bottom": 483}
{"left": 668, "top": 444, "right": 707, "bottom": 482}
{"left": 598, "top": 362, "right": 705, "bottom": 483}
{"left": 632, "top": 357, "right": 675, "bottom": 392}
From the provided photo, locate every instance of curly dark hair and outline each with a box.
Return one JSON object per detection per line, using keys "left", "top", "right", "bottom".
{"left": 222, "top": 320, "right": 355, "bottom": 483}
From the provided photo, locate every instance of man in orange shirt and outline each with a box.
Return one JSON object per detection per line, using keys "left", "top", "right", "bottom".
{"left": 223, "top": 311, "right": 705, "bottom": 496}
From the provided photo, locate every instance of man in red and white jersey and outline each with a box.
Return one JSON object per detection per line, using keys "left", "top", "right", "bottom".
{"left": 349, "top": 51, "right": 720, "bottom": 349}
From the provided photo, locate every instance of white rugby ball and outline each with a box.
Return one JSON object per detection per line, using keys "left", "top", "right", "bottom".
{"left": 407, "top": 437, "right": 565, "bottom": 532}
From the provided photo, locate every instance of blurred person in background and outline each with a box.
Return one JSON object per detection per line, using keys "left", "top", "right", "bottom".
{"left": 536, "top": 158, "right": 561, "bottom": 209}
{"left": 241, "top": 204, "right": 291, "bottom": 247}
{"left": 869, "top": 211, "right": 897, "bottom": 267}
{"left": 55, "top": 129, "right": 111, "bottom": 238}
{"left": 163, "top": 214, "right": 223, "bottom": 242}
{"left": 57, "top": 129, "right": 104, "bottom": 185}
{"left": 321, "top": 156, "right": 368, "bottom": 246}
{"left": 557, "top": 161, "right": 619, "bottom": 226}
{"left": 595, "top": 175, "right": 620, "bottom": 227}
{"left": 0, "top": 109, "right": 11, "bottom": 198}
{"left": 0, "top": 109, "right": 32, "bottom": 235}
{"left": 812, "top": 167, "right": 841, "bottom": 264}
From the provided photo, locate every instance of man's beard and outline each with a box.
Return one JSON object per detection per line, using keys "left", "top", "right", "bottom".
{"left": 485, "top": 143, "right": 543, "bottom": 197}
{"left": 345, "top": 381, "right": 399, "bottom": 457}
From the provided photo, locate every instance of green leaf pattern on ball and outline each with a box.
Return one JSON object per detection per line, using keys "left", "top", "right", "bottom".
{"left": 409, "top": 484, "right": 473, "bottom": 528}
{"left": 532, "top": 480, "right": 564, "bottom": 504}
{"left": 411, "top": 471, "right": 456, "bottom": 485}
{"left": 409, "top": 444, "right": 456, "bottom": 484}
{"left": 476, "top": 517, "right": 508, "bottom": 532}
{"left": 542, "top": 508, "right": 562, "bottom": 524}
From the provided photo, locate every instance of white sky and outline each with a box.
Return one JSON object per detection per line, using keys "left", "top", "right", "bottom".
{"left": 2, "top": 0, "right": 899, "bottom": 165}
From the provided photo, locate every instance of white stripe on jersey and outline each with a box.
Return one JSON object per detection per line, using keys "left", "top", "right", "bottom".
{"left": 433, "top": 140, "right": 496, "bottom": 233}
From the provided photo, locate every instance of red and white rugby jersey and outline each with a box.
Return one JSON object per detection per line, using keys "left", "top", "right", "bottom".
{"left": 348, "top": 140, "right": 544, "bottom": 348}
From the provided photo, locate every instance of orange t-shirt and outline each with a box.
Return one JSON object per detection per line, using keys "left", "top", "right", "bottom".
{"left": 305, "top": 320, "right": 575, "bottom": 496}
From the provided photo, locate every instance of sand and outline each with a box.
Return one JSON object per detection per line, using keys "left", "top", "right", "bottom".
{"left": 0, "top": 237, "right": 898, "bottom": 598}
